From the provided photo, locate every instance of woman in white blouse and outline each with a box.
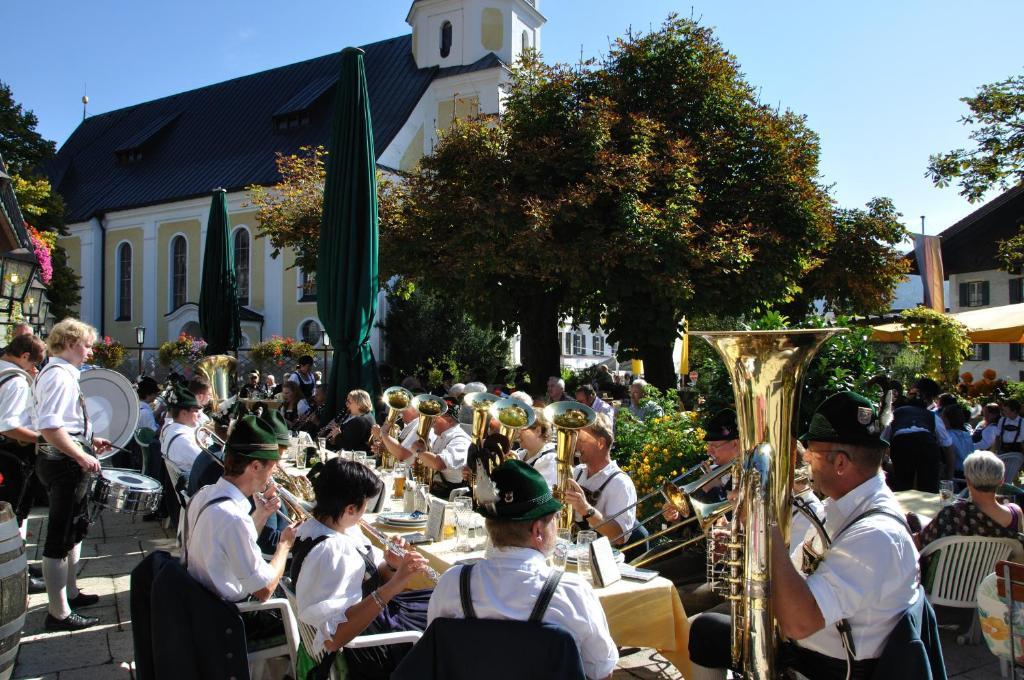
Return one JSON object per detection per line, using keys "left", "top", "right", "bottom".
{"left": 517, "top": 412, "right": 557, "bottom": 488}
{"left": 292, "top": 459, "right": 431, "bottom": 679}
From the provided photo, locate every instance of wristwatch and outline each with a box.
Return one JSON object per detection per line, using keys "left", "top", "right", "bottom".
{"left": 583, "top": 507, "right": 596, "bottom": 520}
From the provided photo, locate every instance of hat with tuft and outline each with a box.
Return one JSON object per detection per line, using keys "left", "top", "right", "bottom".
{"left": 800, "top": 391, "right": 888, "bottom": 448}
{"left": 226, "top": 415, "right": 281, "bottom": 460}
{"left": 476, "top": 459, "right": 562, "bottom": 521}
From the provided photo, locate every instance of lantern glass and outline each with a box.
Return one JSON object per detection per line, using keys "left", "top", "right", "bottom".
{"left": 1, "top": 254, "right": 37, "bottom": 301}
{"left": 322, "top": 331, "right": 330, "bottom": 348}
{"left": 136, "top": 326, "right": 146, "bottom": 346}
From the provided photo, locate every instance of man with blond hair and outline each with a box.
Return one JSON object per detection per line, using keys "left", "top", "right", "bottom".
{"left": 35, "top": 318, "right": 113, "bottom": 630}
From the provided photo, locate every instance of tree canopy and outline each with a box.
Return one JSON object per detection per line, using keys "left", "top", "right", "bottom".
{"left": 927, "top": 72, "right": 1024, "bottom": 202}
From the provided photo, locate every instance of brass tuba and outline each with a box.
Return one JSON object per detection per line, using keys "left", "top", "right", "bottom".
{"left": 379, "top": 386, "right": 413, "bottom": 468}
{"left": 463, "top": 392, "right": 500, "bottom": 449}
{"left": 543, "top": 401, "right": 597, "bottom": 532}
{"left": 411, "top": 394, "right": 447, "bottom": 485}
{"left": 697, "top": 329, "right": 838, "bottom": 679}
{"left": 490, "top": 397, "right": 536, "bottom": 454}
{"left": 194, "top": 354, "right": 238, "bottom": 414}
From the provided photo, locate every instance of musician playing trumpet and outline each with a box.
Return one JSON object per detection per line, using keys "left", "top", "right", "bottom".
{"left": 293, "top": 458, "right": 430, "bottom": 679}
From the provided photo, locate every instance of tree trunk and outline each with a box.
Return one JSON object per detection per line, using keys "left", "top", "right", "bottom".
{"left": 638, "top": 341, "right": 678, "bottom": 392}
{"left": 518, "top": 295, "right": 561, "bottom": 391}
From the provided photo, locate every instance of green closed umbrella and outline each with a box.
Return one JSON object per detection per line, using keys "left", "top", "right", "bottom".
{"left": 199, "top": 188, "right": 242, "bottom": 354}
{"left": 318, "top": 47, "right": 380, "bottom": 416}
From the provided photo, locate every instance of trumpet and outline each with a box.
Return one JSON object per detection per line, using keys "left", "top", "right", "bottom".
{"left": 195, "top": 422, "right": 227, "bottom": 456}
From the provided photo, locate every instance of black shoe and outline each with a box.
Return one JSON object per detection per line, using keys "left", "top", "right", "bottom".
{"left": 142, "top": 511, "right": 167, "bottom": 522}
{"left": 29, "top": 577, "right": 45, "bottom": 594}
{"left": 68, "top": 592, "right": 100, "bottom": 608}
{"left": 44, "top": 611, "right": 99, "bottom": 631}
{"left": 28, "top": 564, "right": 42, "bottom": 578}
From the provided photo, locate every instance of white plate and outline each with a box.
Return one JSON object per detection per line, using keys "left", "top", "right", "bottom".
{"left": 377, "top": 512, "right": 428, "bottom": 527}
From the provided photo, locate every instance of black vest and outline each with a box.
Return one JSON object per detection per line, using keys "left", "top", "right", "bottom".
{"left": 891, "top": 405, "right": 936, "bottom": 437}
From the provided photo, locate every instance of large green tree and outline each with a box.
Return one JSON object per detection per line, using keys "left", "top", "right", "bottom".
{"left": 0, "top": 81, "right": 80, "bottom": 320}
{"left": 927, "top": 72, "right": 1024, "bottom": 202}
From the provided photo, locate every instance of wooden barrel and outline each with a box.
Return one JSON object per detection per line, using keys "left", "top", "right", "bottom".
{"left": 0, "top": 502, "right": 26, "bottom": 680}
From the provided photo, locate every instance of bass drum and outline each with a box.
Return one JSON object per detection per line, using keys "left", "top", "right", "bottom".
{"left": 80, "top": 369, "right": 139, "bottom": 459}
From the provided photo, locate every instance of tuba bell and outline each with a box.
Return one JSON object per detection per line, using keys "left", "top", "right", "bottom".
{"left": 697, "top": 329, "right": 838, "bottom": 679}
{"left": 194, "top": 354, "right": 238, "bottom": 414}
{"left": 379, "top": 386, "right": 413, "bottom": 469}
{"left": 490, "top": 397, "right": 536, "bottom": 454}
{"left": 411, "top": 394, "right": 447, "bottom": 486}
{"left": 543, "top": 401, "right": 597, "bottom": 532}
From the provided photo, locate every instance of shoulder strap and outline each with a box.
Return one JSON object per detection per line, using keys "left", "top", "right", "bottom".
{"left": 574, "top": 468, "right": 584, "bottom": 482}
{"left": 0, "top": 367, "right": 30, "bottom": 391}
{"left": 182, "top": 495, "right": 232, "bottom": 567}
{"left": 528, "top": 569, "right": 564, "bottom": 624}
{"left": 596, "top": 470, "right": 623, "bottom": 493}
{"left": 459, "top": 563, "right": 477, "bottom": 620}
{"left": 833, "top": 506, "right": 910, "bottom": 543}
{"left": 164, "top": 432, "right": 186, "bottom": 458}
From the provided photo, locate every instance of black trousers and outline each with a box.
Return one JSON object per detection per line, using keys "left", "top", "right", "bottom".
{"left": 889, "top": 431, "right": 941, "bottom": 492}
{"left": 0, "top": 441, "right": 38, "bottom": 522}
{"left": 35, "top": 455, "right": 91, "bottom": 559}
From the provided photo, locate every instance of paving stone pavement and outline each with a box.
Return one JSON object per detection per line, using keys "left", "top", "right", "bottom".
{"left": 9, "top": 507, "right": 1005, "bottom": 679}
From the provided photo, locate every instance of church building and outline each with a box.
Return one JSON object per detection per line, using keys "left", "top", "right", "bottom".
{"left": 47, "top": 0, "right": 545, "bottom": 356}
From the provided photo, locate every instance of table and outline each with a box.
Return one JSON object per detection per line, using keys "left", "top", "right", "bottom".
{"left": 365, "top": 491, "right": 693, "bottom": 678}
{"left": 894, "top": 489, "right": 942, "bottom": 526}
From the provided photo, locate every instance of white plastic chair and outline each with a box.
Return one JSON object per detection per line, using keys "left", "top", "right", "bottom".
{"left": 920, "top": 535, "right": 1021, "bottom": 644}
{"left": 282, "top": 581, "right": 422, "bottom": 680}
{"left": 237, "top": 597, "right": 301, "bottom": 676}
{"left": 1000, "top": 453, "right": 1024, "bottom": 484}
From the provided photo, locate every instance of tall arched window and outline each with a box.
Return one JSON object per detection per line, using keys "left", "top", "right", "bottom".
{"left": 440, "top": 21, "right": 453, "bottom": 58}
{"left": 522, "top": 30, "right": 530, "bottom": 53}
{"left": 171, "top": 235, "right": 187, "bottom": 311}
{"left": 233, "top": 227, "right": 250, "bottom": 306}
{"left": 116, "top": 242, "right": 132, "bottom": 320}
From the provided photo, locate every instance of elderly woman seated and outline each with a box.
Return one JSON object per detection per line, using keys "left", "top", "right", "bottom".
{"left": 911, "top": 450, "right": 1023, "bottom": 553}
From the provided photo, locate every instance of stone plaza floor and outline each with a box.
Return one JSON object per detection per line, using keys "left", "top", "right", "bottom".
{"left": 9, "top": 507, "right": 1004, "bottom": 679}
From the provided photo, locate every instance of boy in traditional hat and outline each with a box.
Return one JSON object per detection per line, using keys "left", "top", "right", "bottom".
{"left": 160, "top": 384, "right": 205, "bottom": 479}
{"left": 427, "top": 460, "right": 618, "bottom": 680}
{"left": 688, "top": 392, "right": 923, "bottom": 680}
{"left": 184, "top": 415, "right": 297, "bottom": 603}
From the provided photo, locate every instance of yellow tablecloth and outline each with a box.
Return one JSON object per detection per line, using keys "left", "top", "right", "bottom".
{"left": 366, "top": 495, "right": 692, "bottom": 678}
{"left": 893, "top": 489, "right": 942, "bottom": 522}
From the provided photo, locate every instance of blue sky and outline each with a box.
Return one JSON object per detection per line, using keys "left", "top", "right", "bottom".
{"left": 5, "top": 0, "right": 1023, "bottom": 238}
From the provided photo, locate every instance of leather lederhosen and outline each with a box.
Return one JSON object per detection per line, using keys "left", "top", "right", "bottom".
{"left": 573, "top": 468, "right": 622, "bottom": 532}
{"left": 1000, "top": 417, "right": 1023, "bottom": 453}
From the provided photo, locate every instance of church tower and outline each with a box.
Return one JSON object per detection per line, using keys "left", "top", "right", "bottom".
{"left": 406, "top": 0, "right": 546, "bottom": 70}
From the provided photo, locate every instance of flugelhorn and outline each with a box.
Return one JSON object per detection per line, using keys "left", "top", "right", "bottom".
{"left": 543, "top": 401, "right": 597, "bottom": 532}
{"left": 490, "top": 397, "right": 535, "bottom": 454}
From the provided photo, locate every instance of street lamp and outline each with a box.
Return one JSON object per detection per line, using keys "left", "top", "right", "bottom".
{"left": 135, "top": 326, "right": 146, "bottom": 376}
{"left": 321, "top": 329, "right": 330, "bottom": 377}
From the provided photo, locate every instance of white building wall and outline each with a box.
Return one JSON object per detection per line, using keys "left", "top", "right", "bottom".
{"left": 949, "top": 268, "right": 1024, "bottom": 381}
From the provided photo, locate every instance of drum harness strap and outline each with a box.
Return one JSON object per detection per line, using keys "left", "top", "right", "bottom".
{"left": 792, "top": 495, "right": 911, "bottom": 680}
{"left": 458, "top": 562, "right": 563, "bottom": 623}
{"left": 0, "top": 368, "right": 31, "bottom": 445}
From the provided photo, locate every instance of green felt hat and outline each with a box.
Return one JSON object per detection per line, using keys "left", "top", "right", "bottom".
{"left": 703, "top": 409, "right": 738, "bottom": 441}
{"left": 165, "top": 383, "right": 200, "bottom": 410}
{"left": 477, "top": 459, "right": 562, "bottom": 521}
{"left": 800, "top": 391, "right": 888, "bottom": 448}
{"left": 226, "top": 415, "right": 281, "bottom": 460}
{"left": 259, "top": 410, "right": 291, "bottom": 446}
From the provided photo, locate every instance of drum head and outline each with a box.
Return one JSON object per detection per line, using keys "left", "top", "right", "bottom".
{"left": 101, "top": 468, "right": 162, "bottom": 492}
{"left": 80, "top": 369, "right": 139, "bottom": 449}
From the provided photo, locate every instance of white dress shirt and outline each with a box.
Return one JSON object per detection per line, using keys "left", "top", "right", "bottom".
{"left": 518, "top": 443, "right": 558, "bottom": 489}
{"left": 161, "top": 421, "right": 202, "bottom": 478}
{"left": 590, "top": 396, "right": 615, "bottom": 423}
{"left": 573, "top": 460, "right": 637, "bottom": 535}
{"left": 294, "top": 519, "right": 382, "bottom": 655}
{"left": 0, "top": 360, "right": 35, "bottom": 433}
{"left": 185, "top": 477, "right": 275, "bottom": 602}
{"left": 427, "top": 546, "right": 618, "bottom": 680}
{"left": 430, "top": 424, "right": 471, "bottom": 484}
{"left": 796, "top": 473, "right": 920, "bottom": 660}
{"left": 399, "top": 420, "right": 436, "bottom": 451}
{"left": 138, "top": 401, "right": 158, "bottom": 433}
{"left": 33, "top": 357, "right": 90, "bottom": 441}
{"left": 975, "top": 422, "right": 1000, "bottom": 451}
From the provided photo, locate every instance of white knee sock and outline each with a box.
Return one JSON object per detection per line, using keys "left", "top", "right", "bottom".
{"left": 66, "top": 543, "right": 82, "bottom": 599}
{"left": 42, "top": 556, "right": 70, "bottom": 619}
{"left": 18, "top": 519, "right": 26, "bottom": 541}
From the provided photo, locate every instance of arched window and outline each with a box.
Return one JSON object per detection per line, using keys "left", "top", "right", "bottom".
{"left": 116, "top": 242, "right": 132, "bottom": 320}
{"left": 233, "top": 227, "right": 250, "bottom": 306}
{"left": 522, "top": 30, "right": 530, "bottom": 53}
{"left": 171, "top": 235, "right": 187, "bottom": 311}
{"left": 300, "top": 319, "right": 324, "bottom": 346}
{"left": 440, "top": 21, "right": 453, "bottom": 58}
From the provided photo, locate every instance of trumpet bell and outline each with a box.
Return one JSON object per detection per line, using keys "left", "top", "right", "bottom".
{"left": 194, "top": 354, "right": 238, "bottom": 413}
{"left": 543, "top": 401, "right": 597, "bottom": 431}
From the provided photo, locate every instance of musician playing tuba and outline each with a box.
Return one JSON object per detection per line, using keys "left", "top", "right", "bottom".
{"left": 688, "top": 392, "right": 929, "bottom": 680}
{"left": 372, "top": 400, "right": 435, "bottom": 464}
{"left": 375, "top": 397, "right": 470, "bottom": 497}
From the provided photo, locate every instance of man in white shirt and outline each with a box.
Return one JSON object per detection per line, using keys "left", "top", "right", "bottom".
{"left": 160, "top": 384, "right": 204, "bottom": 480}
{"left": 688, "top": 392, "right": 921, "bottom": 680}
{"left": 185, "top": 415, "right": 297, "bottom": 602}
{"left": 973, "top": 402, "right": 1002, "bottom": 451}
{"left": 574, "top": 385, "right": 614, "bottom": 426}
{"left": 419, "top": 402, "right": 471, "bottom": 497}
{"left": 0, "top": 334, "right": 46, "bottom": 525}
{"left": 373, "top": 403, "right": 436, "bottom": 465}
{"left": 563, "top": 413, "right": 639, "bottom": 550}
{"left": 428, "top": 460, "right": 618, "bottom": 680}
{"left": 994, "top": 399, "right": 1024, "bottom": 454}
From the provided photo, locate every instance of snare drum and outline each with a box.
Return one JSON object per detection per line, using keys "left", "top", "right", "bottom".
{"left": 90, "top": 468, "right": 163, "bottom": 514}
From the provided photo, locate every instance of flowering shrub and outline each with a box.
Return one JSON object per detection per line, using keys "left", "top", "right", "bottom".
{"left": 613, "top": 409, "right": 706, "bottom": 519}
{"left": 91, "top": 336, "right": 126, "bottom": 369}
{"left": 26, "top": 225, "right": 54, "bottom": 284}
{"left": 159, "top": 334, "right": 208, "bottom": 366}
{"left": 249, "top": 336, "right": 316, "bottom": 368}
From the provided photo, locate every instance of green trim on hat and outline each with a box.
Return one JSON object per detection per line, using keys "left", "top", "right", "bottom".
{"left": 477, "top": 459, "right": 562, "bottom": 521}
{"left": 226, "top": 415, "right": 281, "bottom": 460}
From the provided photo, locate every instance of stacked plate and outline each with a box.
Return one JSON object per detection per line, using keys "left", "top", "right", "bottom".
{"left": 377, "top": 511, "right": 428, "bottom": 529}
{"left": 566, "top": 546, "right": 625, "bottom": 565}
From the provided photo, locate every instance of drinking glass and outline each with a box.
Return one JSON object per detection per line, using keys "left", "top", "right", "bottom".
{"left": 552, "top": 528, "right": 573, "bottom": 571}
{"left": 575, "top": 530, "right": 598, "bottom": 583}
{"left": 454, "top": 497, "right": 474, "bottom": 552}
{"left": 939, "top": 479, "right": 955, "bottom": 506}
{"left": 443, "top": 503, "right": 458, "bottom": 540}
{"left": 365, "top": 459, "right": 377, "bottom": 473}
{"left": 317, "top": 437, "right": 328, "bottom": 454}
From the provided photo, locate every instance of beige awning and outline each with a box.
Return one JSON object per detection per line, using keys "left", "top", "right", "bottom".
{"left": 870, "top": 303, "right": 1024, "bottom": 344}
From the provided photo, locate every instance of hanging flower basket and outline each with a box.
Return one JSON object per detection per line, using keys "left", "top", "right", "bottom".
{"left": 91, "top": 337, "right": 126, "bottom": 369}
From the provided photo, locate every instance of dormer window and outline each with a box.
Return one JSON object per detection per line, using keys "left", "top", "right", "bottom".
{"left": 272, "top": 75, "right": 335, "bottom": 133}
{"left": 114, "top": 112, "right": 178, "bottom": 165}
{"left": 440, "top": 21, "right": 453, "bottom": 58}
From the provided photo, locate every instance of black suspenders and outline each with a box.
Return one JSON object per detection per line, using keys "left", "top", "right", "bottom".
{"left": 458, "top": 562, "right": 564, "bottom": 624}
